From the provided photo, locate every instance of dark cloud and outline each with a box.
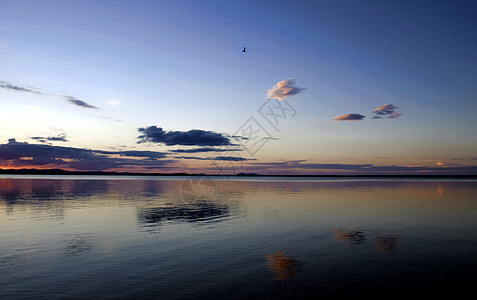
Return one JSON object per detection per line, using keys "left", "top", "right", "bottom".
{"left": 46, "top": 136, "right": 68, "bottom": 142}
{"left": 215, "top": 156, "right": 254, "bottom": 161}
{"left": 3, "top": 138, "right": 476, "bottom": 175}
{"left": 334, "top": 113, "right": 366, "bottom": 121}
{"left": 0, "top": 81, "right": 42, "bottom": 95}
{"left": 31, "top": 134, "right": 69, "bottom": 143}
{"left": 65, "top": 96, "right": 99, "bottom": 109}
{"left": 372, "top": 104, "right": 402, "bottom": 119}
{"left": 113, "top": 150, "right": 168, "bottom": 159}
{"left": 0, "top": 81, "right": 99, "bottom": 110}
{"left": 0, "top": 139, "right": 173, "bottom": 171}
{"left": 174, "top": 156, "right": 254, "bottom": 161}
{"left": 170, "top": 147, "right": 243, "bottom": 153}
{"left": 138, "top": 126, "right": 233, "bottom": 146}
{"left": 451, "top": 158, "right": 477, "bottom": 161}
{"left": 248, "top": 160, "right": 374, "bottom": 170}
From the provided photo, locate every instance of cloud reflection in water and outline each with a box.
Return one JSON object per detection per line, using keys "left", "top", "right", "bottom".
{"left": 267, "top": 251, "right": 300, "bottom": 281}
{"left": 138, "top": 202, "right": 232, "bottom": 225}
{"left": 335, "top": 229, "right": 366, "bottom": 247}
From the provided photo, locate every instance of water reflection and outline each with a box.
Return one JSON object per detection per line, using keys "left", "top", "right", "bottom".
{"left": 375, "top": 235, "right": 401, "bottom": 253}
{"left": 0, "top": 178, "right": 111, "bottom": 218}
{"left": 137, "top": 181, "right": 246, "bottom": 230}
{"left": 335, "top": 229, "right": 402, "bottom": 253}
{"left": 1, "top": 177, "right": 477, "bottom": 298}
{"left": 0, "top": 253, "right": 25, "bottom": 277}
{"left": 267, "top": 251, "right": 300, "bottom": 281}
{"left": 180, "top": 176, "right": 217, "bottom": 202}
{"left": 138, "top": 202, "right": 232, "bottom": 225}
{"left": 0, "top": 177, "right": 246, "bottom": 233}
{"left": 66, "top": 234, "right": 94, "bottom": 256}
{"left": 335, "top": 229, "right": 366, "bottom": 246}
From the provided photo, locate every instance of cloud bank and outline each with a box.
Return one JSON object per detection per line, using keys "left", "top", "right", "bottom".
{"left": 138, "top": 126, "right": 233, "bottom": 146}
{"left": 334, "top": 113, "right": 366, "bottom": 121}
{"left": 2, "top": 140, "right": 476, "bottom": 175}
{"left": 0, "top": 139, "right": 173, "bottom": 171}
{"left": 232, "top": 160, "right": 477, "bottom": 175}
{"left": 0, "top": 81, "right": 99, "bottom": 110}
{"left": 372, "top": 104, "right": 402, "bottom": 119}
{"left": 267, "top": 79, "right": 305, "bottom": 101}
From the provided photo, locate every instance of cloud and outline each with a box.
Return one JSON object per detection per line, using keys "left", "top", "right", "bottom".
{"left": 2, "top": 140, "right": 477, "bottom": 175}
{"left": 334, "top": 113, "right": 366, "bottom": 121}
{"left": 101, "top": 116, "right": 124, "bottom": 122}
{"left": 64, "top": 96, "right": 99, "bottom": 109}
{"left": 214, "top": 156, "right": 253, "bottom": 161}
{"left": 230, "top": 160, "right": 477, "bottom": 175}
{"left": 435, "top": 161, "right": 462, "bottom": 167}
{"left": 170, "top": 147, "right": 243, "bottom": 153}
{"left": 174, "top": 156, "right": 255, "bottom": 161}
{"left": 372, "top": 104, "right": 402, "bottom": 119}
{"left": 0, "top": 81, "right": 43, "bottom": 95}
{"left": 0, "top": 80, "right": 99, "bottom": 110}
{"left": 0, "top": 139, "right": 173, "bottom": 171}
{"left": 115, "top": 150, "right": 168, "bottom": 159}
{"left": 267, "top": 79, "right": 305, "bottom": 101}
{"left": 138, "top": 126, "right": 233, "bottom": 146}
{"left": 30, "top": 134, "right": 69, "bottom": 143}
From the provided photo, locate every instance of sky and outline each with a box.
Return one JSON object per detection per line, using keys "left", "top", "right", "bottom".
{"left": 1, "top": 0, "right": 477, "bottom": 175}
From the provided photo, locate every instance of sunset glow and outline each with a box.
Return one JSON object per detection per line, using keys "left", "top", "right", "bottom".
{"left": 1, "top": 1, "right": 476, "bottom": 175}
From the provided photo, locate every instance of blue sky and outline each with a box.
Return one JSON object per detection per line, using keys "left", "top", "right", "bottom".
{"left": 1, "top": 0, "right": 477, "bottom": 174}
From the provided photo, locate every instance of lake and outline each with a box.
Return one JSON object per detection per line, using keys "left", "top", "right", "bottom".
{"left": 1, "top": 175, "right": 477, "bottom": 298}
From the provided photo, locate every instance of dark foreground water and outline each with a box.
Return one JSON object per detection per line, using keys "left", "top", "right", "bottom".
{"left": 1, "top": 175, "right": 477, "bottom": 299}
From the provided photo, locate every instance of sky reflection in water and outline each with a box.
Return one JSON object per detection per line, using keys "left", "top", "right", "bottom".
{"left": 1, "top": 176, "right": 477, "bottom": 298}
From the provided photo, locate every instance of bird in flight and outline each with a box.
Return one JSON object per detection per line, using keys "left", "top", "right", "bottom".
{"left": 242, "top": 47, "right": 246, "bottom": 53}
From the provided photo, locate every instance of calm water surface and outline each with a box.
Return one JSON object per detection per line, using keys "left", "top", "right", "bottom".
{"left": 1, "top": 176, "right": 477, "bottom": 298}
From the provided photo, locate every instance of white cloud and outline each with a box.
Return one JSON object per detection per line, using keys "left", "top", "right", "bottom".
{"left": 267, "top": 79, "right": 305, "bottom": 101}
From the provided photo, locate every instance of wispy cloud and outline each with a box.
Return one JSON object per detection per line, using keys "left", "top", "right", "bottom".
{"left": 372, "top": 104, "right": 402, "bottom": 119}
{"left": 30, "top": 133, "right": 69, "bottom": 144}
{"left": 65, "top": 97, "right": 98, "bottom": 109}
{"left": 174, "top": 156, "right": 254, "bottom": 161}
{"left": 0, "top": 81, "right": 43, "bottom": 95}
{"left": 267, "top": 79, "right": 305, "bottom": 101}
{"left": 0, "top": 81, "right": 99, "bottom": 110}
{"left": 138, "top": 126, "right": 233, "bottom": 146}
{"left": 170, "top": 147, "right": 243, "bottom": 153}
{"left": 435, "top": 161, "right": 462, "bottom": 167}
{"left": 229, "top": 159, "right": 477, "bottom": 175}
{"left": 334, "top": 113, "right": 366, "bottom": 121}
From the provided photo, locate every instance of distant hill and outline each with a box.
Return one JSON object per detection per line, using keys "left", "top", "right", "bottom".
{"left": 1, "top": 168, "right": 476, "bottom": 178}
{"left": 0, "top": 168, "right": 192, "bottom": 176}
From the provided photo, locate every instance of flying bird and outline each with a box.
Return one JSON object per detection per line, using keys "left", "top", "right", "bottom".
{"left": 242, "top": 47, "right": 246, "bottom": 53}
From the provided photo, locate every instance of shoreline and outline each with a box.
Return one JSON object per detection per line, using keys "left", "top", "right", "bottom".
{"left": 1, "top": 168, "right": 476, "bottom": 179}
